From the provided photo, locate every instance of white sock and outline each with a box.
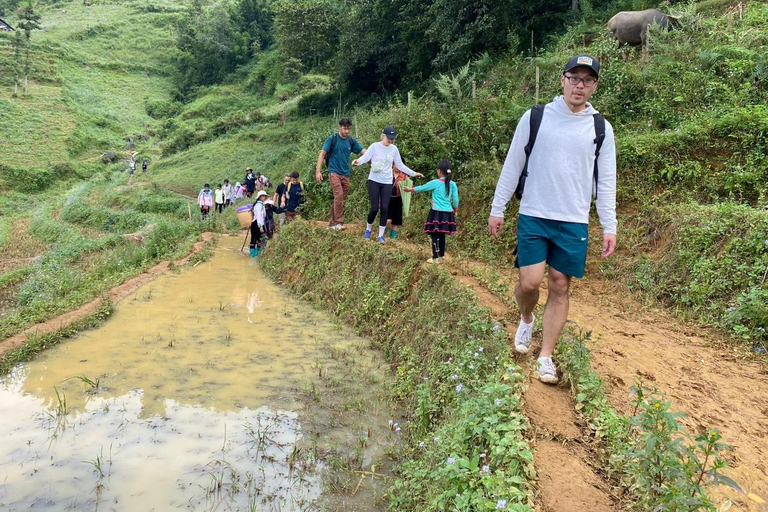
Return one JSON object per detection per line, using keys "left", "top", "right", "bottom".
{"left": 366, "top": 223, "right": 373, "bottom": 231}
{"left": 378, "top": 226, "right": 386, "bottom": 237}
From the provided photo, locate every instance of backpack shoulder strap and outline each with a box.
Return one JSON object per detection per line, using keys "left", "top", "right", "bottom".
{"left": 592, "top": 113, "right": 606, "bottom": 199}
{"left": 514, "top": 104, "right": 545, "bottom": 200}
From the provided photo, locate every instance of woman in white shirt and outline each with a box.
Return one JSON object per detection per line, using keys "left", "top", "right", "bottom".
{"left": 353, "top": 126, "right": 423, "bottom": 243}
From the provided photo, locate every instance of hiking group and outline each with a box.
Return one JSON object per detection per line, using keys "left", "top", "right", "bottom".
{"left": 308, "top": 55, "right": 617, "bottom": 384}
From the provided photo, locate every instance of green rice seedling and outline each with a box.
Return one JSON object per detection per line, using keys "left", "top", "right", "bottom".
{"left": 66, "top": 374, "right": 100, "bottom": 393}
{"left": 53, "top": 386, "right": 67, "bottom": 417}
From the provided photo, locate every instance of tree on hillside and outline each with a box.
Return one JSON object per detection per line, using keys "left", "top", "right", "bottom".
{"left": 273, "top": 0, "right": 338, "bottom": 70}
{"left": 0, "top": 0, "right": 21, "bottom": 17}
{"left": 15, "top": 1, "right": 40, "bottom": 95}
{"left": 233, "top": 0, "right": 273, "bottom": 55}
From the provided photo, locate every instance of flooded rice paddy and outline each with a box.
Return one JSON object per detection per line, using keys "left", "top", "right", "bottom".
{"left": 0, "top": 235, "right": 398, "bottom": 511}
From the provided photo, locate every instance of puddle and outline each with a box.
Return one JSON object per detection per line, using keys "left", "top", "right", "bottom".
{"left": 0, "top": 236, "right": 398, "bottom": 511}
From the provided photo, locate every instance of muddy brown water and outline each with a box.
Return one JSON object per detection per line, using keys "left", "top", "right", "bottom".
{"left": 0, "top": 236, "right": 398, "bottom": 511}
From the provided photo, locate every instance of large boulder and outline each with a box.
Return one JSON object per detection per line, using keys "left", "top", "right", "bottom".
{"left": 101, "top": 151, "right": 117, "bottom": 164}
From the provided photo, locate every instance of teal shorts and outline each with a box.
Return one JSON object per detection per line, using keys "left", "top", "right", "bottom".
{"left": 515, "top": 214, "right": 589, "bottom": 278}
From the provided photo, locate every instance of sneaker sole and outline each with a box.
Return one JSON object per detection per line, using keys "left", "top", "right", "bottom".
{"left": 538, "top": 374, "right": 559, "bottom": 384}
{"left": 514, "top": 344, "right": 530, "bottom": 354}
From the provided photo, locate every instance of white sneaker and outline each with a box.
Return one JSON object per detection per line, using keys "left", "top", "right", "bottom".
{"left": 329, "top": 224, "right": 343, "bottom": 231}
{"left": 537, "top": 357, "right": 559, "bottom": 384}
{"left": 514, "top": 314, "right": 535, "bottom": 354}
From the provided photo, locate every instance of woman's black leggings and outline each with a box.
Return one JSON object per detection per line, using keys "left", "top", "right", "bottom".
{"left": 430, "top": 233, "right": 446, "bottom": 258}
{"left": 367, "top": 180, "right": 392, "bottom": 227}
{"left": 249, "top": 223, "right": 261, "bottom": 249}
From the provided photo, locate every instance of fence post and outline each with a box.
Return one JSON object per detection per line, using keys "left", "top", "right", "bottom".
{"left": 354, "top": 115, "right": 358, "bottom": 139}
{"left": 535, "top": 66, "right": 540, "bottom": 104}
{"left": 472, "top": 80, "right": 476, "bottom": 100}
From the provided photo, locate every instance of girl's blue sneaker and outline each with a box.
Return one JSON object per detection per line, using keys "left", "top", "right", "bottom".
{"left": 364, "top": 229, "right": 371, "bottom": 240}
{"left": 377, "top": 236, "right": 386, "bottom": 244}
{"left": 249, "top": 248, "right": 257, "bottom": 258}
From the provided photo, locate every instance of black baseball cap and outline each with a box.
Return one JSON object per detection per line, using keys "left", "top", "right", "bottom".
{"left": 382, "top": 126, "right": 397, "bottom": 140}
{"left": 563, "top": 55, "right": 600, "bottom": 79}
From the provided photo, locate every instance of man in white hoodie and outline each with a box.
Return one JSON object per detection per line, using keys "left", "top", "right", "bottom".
{"left": 488, "top": 55, "right": 617, "bottom": 384}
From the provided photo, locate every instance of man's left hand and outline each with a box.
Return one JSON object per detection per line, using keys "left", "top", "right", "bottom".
{"left": 602, "top": 233, "right": 617, "bottom": 258}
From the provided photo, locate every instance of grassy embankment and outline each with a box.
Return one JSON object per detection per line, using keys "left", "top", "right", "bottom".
{"left": 263, "top": 222, "right": 735, "bottom": 511}
{"left": 0, "top": 0, "right": 204, "bottom": 365}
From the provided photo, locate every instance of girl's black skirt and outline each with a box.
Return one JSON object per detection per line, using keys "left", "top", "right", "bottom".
{"left": 423, "top": 209, "right": 457, "bottom": 234}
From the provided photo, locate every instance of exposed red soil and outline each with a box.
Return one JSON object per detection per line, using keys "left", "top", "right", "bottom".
{"left": 0, "top": 232, "right": 215, "bottom": 360}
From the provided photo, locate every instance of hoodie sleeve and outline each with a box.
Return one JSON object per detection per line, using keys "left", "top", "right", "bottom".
{"left": 596, "top": 121, "right": 617, "bottom": 235}
{"left": 490, "top": 109, "right": 530, "bottom": 218}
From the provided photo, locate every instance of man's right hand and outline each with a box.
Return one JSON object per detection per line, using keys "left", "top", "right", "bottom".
{"left": 488, "top": 216, "right": 504, "bottom": 237}
{"left": 315, "top": 171, "right": 323, "bottom": 184}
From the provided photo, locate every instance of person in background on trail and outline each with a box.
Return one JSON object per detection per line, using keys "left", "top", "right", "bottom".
{"left": 129, "top": 154, "right": 136, "bottom": 175}
{"left": 386, "top": 164, "right": 412, "bottom": 240}
{"left": 488, "top": 54, "right": 617, "bottom": 385}
{"left": 222, "top": 179, "right": 233, "bottom": 207}
{"left": 255, "top": 172, "right": 271, "bottom": 191}
{"left": 273, "top": 174, "right": 290, "bottom": 226}
{"left": 404, "top": 159, "right": 459, "bottom": 264}
{"left": 142, "top": 159, "right": 148, "bottom": 173}
{"left": 315, "top": 118, "right": 366, "bottom": 231}
{"left": 353, "top": 126, "right": 424, "bottom": 244}
{"left": 197, "top": 183, "right": 214, "bottom": 221}
{"left": 249, "top": 190, "right": 268, "bottom": 258}
{"left": 214, "top": 184, "right": 225, "bottom": 214}
{"left": 263, "top": 198, "right": 277, "bottom": 241}
{"left": 244, "top": 168, "right": 257, "bottom": 198}
{"left": 284, "top": 172, "right": 305, "bottom": 224}
{"left": 233, "top": 181, "right": 245, "bottom": 201}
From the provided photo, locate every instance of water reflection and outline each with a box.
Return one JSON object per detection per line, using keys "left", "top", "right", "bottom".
{"left": 0, "top": 236, "right": 396, "bottom": 510}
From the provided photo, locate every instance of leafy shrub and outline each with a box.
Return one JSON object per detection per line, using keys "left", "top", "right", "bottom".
{"left": 296, "top": 90, "right": 337, "bottom": 116}
{"left": 146, "top": 99, "right": 181, "bottom": 119}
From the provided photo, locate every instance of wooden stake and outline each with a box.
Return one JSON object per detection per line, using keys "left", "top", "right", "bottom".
{"left": 407, "top": 91, "right": 412, "bottom": 109}
{"left": 535, "top": 66, "right": 540, "bottom": 104}
{"left": 354, "top": 115, "right": 358, "bottom": 138}
{"left": 471, "top": 81, "right": 476, "bottom": 100}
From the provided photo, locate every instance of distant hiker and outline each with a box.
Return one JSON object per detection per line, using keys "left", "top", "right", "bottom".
{"left": 214, "top": 184, "right": 225, "bottom": 214}
{"left": 315, "top": 118, "right": 366, "bottom": 231}
{"left": 249, "top": 190, "right": 268, "bottom": 258}
{"left": 488, "top": 54, "right": 617, "bottom": 385}
{"left": 273, "top": 174, "right": 290, "bottom": 226}
{"left": 255, "top": 172, "right": 271, "bottom": 191}
{"left": 142, "top": 159, "right": 148, "bottom": 173}
{"left": 233, "top": 181, "right": 245, "bottom": 200}
{"left": 197, "top": 183, "right": 214, "bottom": 221}
{"left": 386, "top": 164, "right": 412, "bottom": 240}
{"left": 129, "top": 155, "right": 136, "bottom": 175}
{"left": 405, "top": 159, "right": 459, "bottom": 263}
{"left": 263, "top": 198, "right": 277, "bottom": 240}
{"left": 244, "top": 168, "right": 257, "bottom": 198}
{"left": 284, "top": 172, "right": 305, "bottom": 223}
{"left": 222, "top": 179, "right": 233, "bottom": 206}
{"left": 353, "top": 126, "right": 423, "bottom": 243}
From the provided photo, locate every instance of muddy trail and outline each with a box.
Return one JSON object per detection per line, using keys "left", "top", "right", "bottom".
{"left": 386, "top": 229, "right": 767, "bottom": 512}
{"left": 314, "top": 220, "right": 767, "bottom": 511}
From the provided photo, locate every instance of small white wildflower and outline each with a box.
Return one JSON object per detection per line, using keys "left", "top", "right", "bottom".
{"left": 451, "top": 374, "right": 459, "bottom": 380}
{"left": 478, "top": 347, "right": 484, "bottom": 352}
{"left": 469, "top": 363, "right": 475, "bottom": 370}
{"left": 496, "top": 499, "right": 507, "bottom": 509}
{"left": 495, "top": 398, "right": 503, "bottom": 406}
{"left": 493, "top": 324, "right": 501, "bottom": 332}
{"left": 474, "top": 352, "right": 479, "bottom": 358}
{"left": 395, "top": 427, "right": 401, "bottom": 433}
{"left": 434, "top": 436, "right": 440, "bottom": 443}
{"left": 387, "top": 419, "right": 394, "bottom": 426}
{"left": 480, "top": 452, "right": 486, "bottom": 459}
{"left": 447, "top": 457, "right": 456, "bottom": 464}
{"left": 419, "top": 441, "right": 425, "bottom": 448}
{"left": 456, "top": 384, "right": 463, "bottom": 393}
{"left": 481, "top": 465, "right": 490, "bottom": 473}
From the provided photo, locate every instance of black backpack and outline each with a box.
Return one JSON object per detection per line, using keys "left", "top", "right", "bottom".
{"left": 324, "top": 134, "right": 358, "bottom": 166}
{"left": 514, "top": 105, "right": 606, "bottom": 200}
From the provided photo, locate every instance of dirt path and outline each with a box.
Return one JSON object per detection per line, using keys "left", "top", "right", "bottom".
{"left": 0, "top": 232, "right": 216, "bottom": 360}
{"left": 318, "top": 220, "right": 766, "bottom": 510}
{"left": 448, "top": 254, "right": 768, "bottom": 512}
